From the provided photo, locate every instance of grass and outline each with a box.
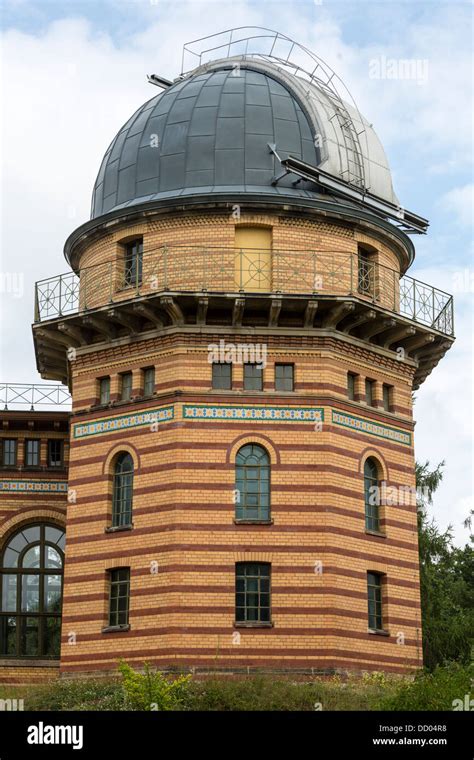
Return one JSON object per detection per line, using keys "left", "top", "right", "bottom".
{"left": 0, "top": 664, "right": 470, "bottom": 711}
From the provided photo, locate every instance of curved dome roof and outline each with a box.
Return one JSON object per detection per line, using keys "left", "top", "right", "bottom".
{"left": 91, "top": 57, "right": 398, "bottom": 219}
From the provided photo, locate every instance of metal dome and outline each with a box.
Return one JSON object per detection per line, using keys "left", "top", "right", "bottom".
{"left": 90, "top": 30, "right": 403, "bottom": 225}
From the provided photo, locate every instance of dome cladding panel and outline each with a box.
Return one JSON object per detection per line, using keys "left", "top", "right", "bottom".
{"left": 91, "top": 68, "right": 319, "bottom": 218}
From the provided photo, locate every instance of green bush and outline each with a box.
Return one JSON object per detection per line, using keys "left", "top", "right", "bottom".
{"left": 23, "top": 678, "right": 125, "bottom": 711}
{"left": 118, "top": 661, "right": 191, "bottom": 711}
{"left": 379, "top": 663, "right": 473, "bottom": 711}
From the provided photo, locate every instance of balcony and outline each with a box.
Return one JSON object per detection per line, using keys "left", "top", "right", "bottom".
{"left": 34, "top": 246, "right": 454, "bottom": 337}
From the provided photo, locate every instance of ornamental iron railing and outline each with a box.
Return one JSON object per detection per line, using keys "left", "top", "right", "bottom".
{"left": 34, "top": 247, "right": 454, "bottom": 337}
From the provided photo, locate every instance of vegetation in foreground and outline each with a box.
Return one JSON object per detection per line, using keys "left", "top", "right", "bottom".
{"left": 0, "top": 662, "right": 471, "bottom": 712}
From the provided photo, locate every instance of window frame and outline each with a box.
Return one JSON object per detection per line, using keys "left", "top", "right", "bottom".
{"left": 107, "top": 568, "right": 130, "bottom": 629}
{"left": 123, "top": 239, "right": 143, "bottom": 288}
{"left": 143, "top": 367, "right": 155, "bottom": 397}
{"left": 367, "top": 571, "right": 384, "bottom": 632}
{"left": 24, "top": 439, "right": 40, "bottom": 468}
{"left": 365, "top": 378, "right": 376, "bottom": 407}
{"left": 274, "top": 363, "right": 294, "bottom": 392}
{"left": 235, "top": 444, "right": 271, "bottom": 523}
{"left": 347, "top": 372, "right": 357, "bottom": 401}
{"left": 235, "top": 562, "right": 271, "bottom": 626}
{"left": 382, "top": 383, "right": 393, "bottom": 412}
{"left": 211, "top": 362, "right": 232, "bottom": 390}
{"left": 243, "top": 363, "right": 263, "bottom": 391}
{"left": 47, "top": 440, "right": 63, "bottom": 469}
{"left": 99, "top": 376, "right": 110, "bottom": 405}
{"left": 0, "top": 523, "right": 65, "bottom": 659}
{"left": 120, "top": 372, "right": 133, "bottom": 402}
{"left": 2, "top": 439, "right": 17, "bottom": 467}
{"left": 111, "top": 453, "right": 134, "bottom": 529}
{"left": 364, "top": 457, "right": 381, "bottom": 533}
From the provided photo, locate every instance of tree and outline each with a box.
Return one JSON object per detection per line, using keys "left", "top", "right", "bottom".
{"left": 416, "top": 460, "right": 474, "bottom": 670}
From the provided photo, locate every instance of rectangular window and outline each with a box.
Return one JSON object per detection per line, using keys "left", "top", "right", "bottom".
{"left": 275, "top": 363, "right": 294, "bottom": 392}
{"left": 235, "top": 563, "right": 271, "bottom": 624}
{"left": 47, "top": 440, "right": 63, "bottom": 468}
{"left": 347, "top": 372, "right": 357, "bottom": 401}
{"left": 25, "top": 440, "right": 40, "bottom": 467}
{"left": 120, "top": 372, "right": 133, "bottom": 402}
{"left": 212, "top": 362, "right": 232, "bottom": 390}
{"left": 383, "top": 384, "right": 393, "bottom": 412}
{"left": 124, "top": 240, "right": 143, "bottom": 287}
{"left": 2, "top": 439, "right": 17, "bottom": 467}
{"left": 99, "top": 377, "right": 110, "bottom": 405}
{"left": 367, "top": 572, "right": 383, "bottom": 631}
{"left": 143, "top": 367, "right": 155, "bottom": 396}
{"left": 365, "top": 378, "right": 375, "bottom": 406}
{"left": 244, "top": 363, "right": 263, "bottom": 391}
{"left": 108, "top": 568, "right": 130, "bottom": 628}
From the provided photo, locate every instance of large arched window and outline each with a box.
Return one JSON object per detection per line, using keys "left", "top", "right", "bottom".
{"left": 112, "top": 453, "right": 134, "bottom": 527}
{"left": 0, "top": 524, "right": 65, "bottom": 658}
{"left": 364, "top": 457, "right": 381, "bottom": 532}
{"left": 235, "top": 444, "right": 270, "bottom": 521}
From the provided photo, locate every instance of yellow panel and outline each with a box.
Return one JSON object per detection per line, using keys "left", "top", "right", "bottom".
{"left": 235, "top": 227, "right": 272, "bottom": 292}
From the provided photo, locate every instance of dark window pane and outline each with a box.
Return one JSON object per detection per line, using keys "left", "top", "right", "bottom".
{"left": 99, "top": 377, "right": 110, "bottom": 404}
{"left": 43, "top": 617, "right": 61, "bottom": 657}
{"left": 1, "top": 575, "right": 17, "bottom": 612}
{"left": 48, "top": 440, "right": 62, "bottom": 468}
{"left": 243, "top": 363, "right": 263, "bottom": 391}
{"left": 2, "top": 439, "right": 17, "bottom": 466}
{"left": 25, "top": 440, "right": 39, "bottom": 466}
{"left": 21, "top": 617, "right": 39, "bottom": 656}
{"left": 275, "top": 364, "right": 294, "bottom": 391}
{"left": 124, "top": 240, "right": 143, "bottom": 286}
{"left": 0, "top": 617, "right": 17, "bottom": 655}
{"left": 143, "top": 368, "right": 155, "bottom": 396}
{"left": 212, "top": 362, "right": 232, "bottom": 390}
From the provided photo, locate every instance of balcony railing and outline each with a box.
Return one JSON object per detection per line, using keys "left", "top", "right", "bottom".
{"left": 34, "top": 247, "right": 454, "bottom": 336}
{"left": 0, "top": 383, "right": 71, "bottom": 410}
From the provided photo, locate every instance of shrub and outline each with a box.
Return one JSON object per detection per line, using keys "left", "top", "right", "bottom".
{"left": 118, "top": 661, "right": 191, "bottom": 711}
{"left": 378, "top": 663, "right": 473, "bottom": 711}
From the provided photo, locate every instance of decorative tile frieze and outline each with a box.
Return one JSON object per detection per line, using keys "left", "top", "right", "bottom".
{"left": 331, "top": 410, "right": 412, "bottom": 446}
{"left": 0, "top": 480, "right": 68, "bottom": 493}
{"left": 73, "top": 405, "right": 174, "bottom": 439}
{"left": 183, "top": 404, "right": 324, "bottom": 423}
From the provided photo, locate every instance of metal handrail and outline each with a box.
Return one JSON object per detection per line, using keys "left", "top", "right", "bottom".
{"left": 0, "top": 383, "right": 71, "bottom": 409}
{"left": 33, "top": 246, "right": 454, "bottom": 337}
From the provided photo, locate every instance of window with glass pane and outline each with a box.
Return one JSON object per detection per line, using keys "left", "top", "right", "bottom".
{"left": 124, "top": 240, "right": 143, "bottom": 287}
{"left": 25, "top": 440, "right": 40, "bottom": 467}
{"left": 235, "top": 444, "right": 270, "bottom": 521}
{"left": 367, "top": 572, "right": 383, "bottom": 630}
{"left": 112, "top": 453, "right": 134, "bottom": 527}
{"left": 212, "top": 362, "right": 232, "bottom": 390}
{"left": 364, "top": 457, "right": 380, "bottom": 532}
{"left": 383, "top": 384, "right": 392, "bottom": 412}
{"left": 235, "top": 563, "right": 271, "bottom": 623}
{"left": 244, "top": 363, "right": 263, "bottom": 391}
{"left": 143, "top": 367, "right": 155, "bottom": 396}
{"left": 347, "top": 372, "right": 356, "bottom": 401}
{"left": 365, "top": 379, "right": 375, "bottom": 406}
{"left": 48, "top": 440, "right": 62, "bottom": 468}
{"left": 0, "top": 524, "right": 64, "bottom": 657}
{"left": 99, "top": 377, "right": 110, "bottom": 405}
{"left": 275, "top": 364, "right": 294, "bottom": 391}
{"left": 2, "top": 439, "right": 17, "bottom": 467}
{"left": 108, "top": 568, "right": 130, "bottom": 627}
{"left": 120, "top": 373, "right": 133, "bottom": 402}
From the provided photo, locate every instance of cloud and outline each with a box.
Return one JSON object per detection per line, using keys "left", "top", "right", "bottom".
{"left": 439, "top": 184, "right": 474, "bottom": 227}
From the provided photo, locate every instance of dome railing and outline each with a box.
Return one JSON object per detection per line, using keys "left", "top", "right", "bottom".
{"left": 34, "top": 246, "right": 454, "bottom": 337}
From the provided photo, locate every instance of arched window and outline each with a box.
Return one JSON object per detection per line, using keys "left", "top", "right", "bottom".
{"left": 364, "top": 457, "right": 381, "bottom": 532}
{"left": 112, "top": 453, "right": 134, "bottom": 527}
{"left": 235, "top": 444, "right": 270, "bottom": 521}
{"left": 0, "top": 524, "right": 65, "bottom": 658}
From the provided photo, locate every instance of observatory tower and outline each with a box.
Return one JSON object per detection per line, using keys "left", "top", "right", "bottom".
{"left": 31, "top": 29, "right": 454, "bottom": 676}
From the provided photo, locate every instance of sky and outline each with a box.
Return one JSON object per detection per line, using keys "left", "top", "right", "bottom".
{"left": 0, "top": 0, "right": 472, "bottom": 545}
